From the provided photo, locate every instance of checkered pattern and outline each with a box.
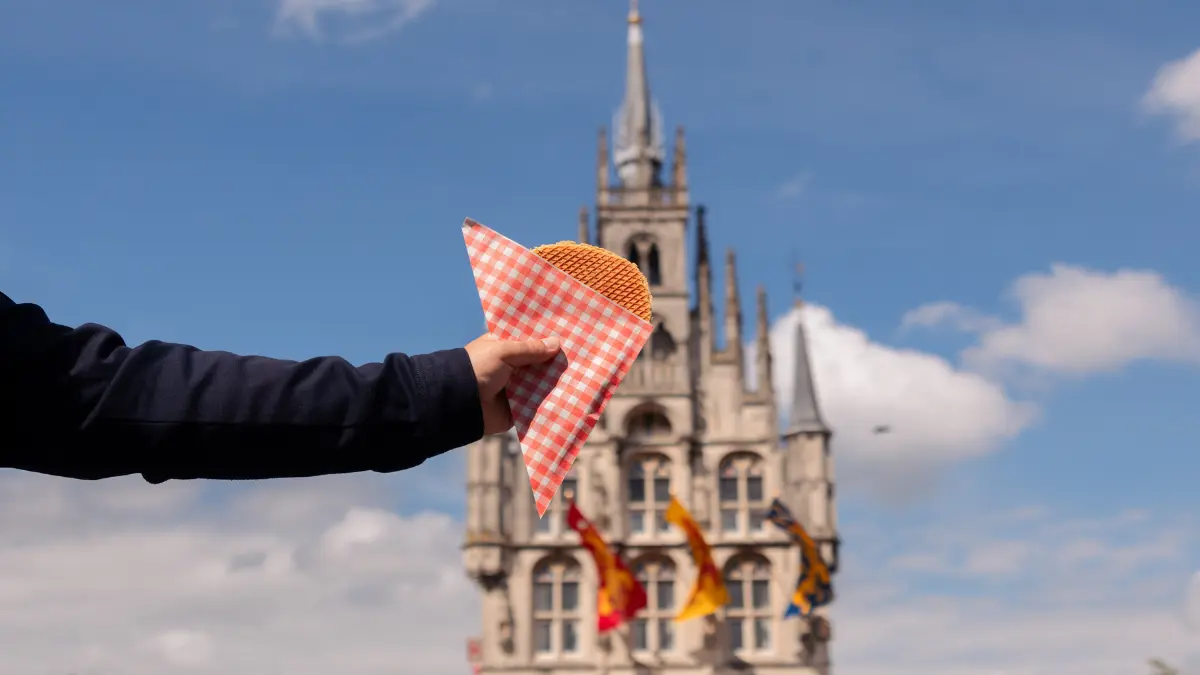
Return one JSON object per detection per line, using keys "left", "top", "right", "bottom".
{"left": 462, "top": 219, "right": 653, "bottom": 517}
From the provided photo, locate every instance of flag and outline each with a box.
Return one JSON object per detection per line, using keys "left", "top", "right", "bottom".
{"left": 765, "top": 497, "right": 833, "bottom": 618}
{"left": 664, "top": 496, "right": 729, "bottom": 621}
{"left": 567, "top": 501, "right": 647, "bottom": 632}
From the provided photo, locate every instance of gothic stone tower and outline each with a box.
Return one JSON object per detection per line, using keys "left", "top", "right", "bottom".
{"left": 463, "top": 4, "right": 838, "bottom": 674}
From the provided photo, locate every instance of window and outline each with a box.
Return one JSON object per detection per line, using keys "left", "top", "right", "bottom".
{"left": 532, "top": 559, "right": 582, "bottom": 656}
{"left": 627, "top": 455, "right": 671, "bottom": 536}
{"left": 725, "top": 556, "right": 772, "bottom": 653}
{"left": 718, "top": 453, "right": 767, "bottom": 535}
{"left": 631, "top": 558, "right": 676, "bottom": 653}
{"left": 646, "top": 243, "right": 662, "bottom": 286}
{"left": 625, "top": 237, "right": 662, "bottom": 287}
{"left": 626, "top": 408, "right": 672, "bottom": 442}
{"left": 535, "top": 473, "right": 577, "bottom": 536}
{"left": 648, "top": 322, "right": 677, "bottom": 361}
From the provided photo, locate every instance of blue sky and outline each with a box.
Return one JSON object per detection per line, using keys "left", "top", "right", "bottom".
{"left": 1, "top": 0, "right": 1199, "bottom": 672}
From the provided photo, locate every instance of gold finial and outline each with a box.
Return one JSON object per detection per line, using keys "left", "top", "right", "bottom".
{"left": 628, "top": 0, "right": 641, "bottom": 24}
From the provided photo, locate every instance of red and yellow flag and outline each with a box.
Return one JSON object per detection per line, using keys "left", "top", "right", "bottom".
{"left": 567, "top": 501, "right": 647, "bottom": 632}
{"left": 665, "top": 496, "right": 729, "bottom": 621}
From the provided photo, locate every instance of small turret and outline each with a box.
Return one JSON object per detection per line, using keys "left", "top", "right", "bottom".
{"left": 577, "top": 206, "right": 590, "bottom": 245}
{"left": 754, "top": 285, "right": 775, "bottom": 413}
{"left": 723, "top": 248, "right": 744, "bottom": 372}
{"left": 672, "top": 126, "right": 688, "bottom": 204}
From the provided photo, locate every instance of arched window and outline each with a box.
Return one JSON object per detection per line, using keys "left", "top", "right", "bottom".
{"left": 535, "top": 470, "right": 577, "bottom": 536}
{"left": 627, "top": 454, "right": 671, "bottom": 536}
{"left": 648, "top": 322, "right": 677, "bottom": 361}
{"left": 532, "top": 558, "right": 582, "bottom": 656}
{"left": 724, "top": 556, "right": 773, "bottom": 653}
{"left": 626, "top": 407, "right": 672, "bottom": 442}
{"left": 631, "top": 558, "right": 676, "bottom": 653}
{"left": 625, "top": 236, "right": 661, "bottom": 286}
{"left": 719, "top": 453, "right": 767, "bottom": 535}
{"left": 646, "top": 243, "right": 662, "bottom": 286}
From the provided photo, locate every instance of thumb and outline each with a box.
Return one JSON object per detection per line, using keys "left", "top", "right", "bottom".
{"left": 496, "top": 337, "right": 561, "bottom": 367}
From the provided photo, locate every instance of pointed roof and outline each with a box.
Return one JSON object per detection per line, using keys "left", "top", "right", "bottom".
{"left": 695, "top": 205, "right": 710, "bottom": 267}
{"left": 786, "top": 300, "right": 829, "bottom": 437}
{"left": 613, "top": 0, "right": 665, "bottom": 188}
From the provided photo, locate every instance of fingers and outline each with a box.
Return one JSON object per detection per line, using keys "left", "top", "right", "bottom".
{"left": 481, "top": 391, "right": 515, "bottom": 436}
{"left": 495, "top": 337, "right": 562, "bottom": 366}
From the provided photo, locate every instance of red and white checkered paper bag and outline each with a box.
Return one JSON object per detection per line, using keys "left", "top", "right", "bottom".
{"left": 462, "top": 219, "right": 653, "bottom": 517}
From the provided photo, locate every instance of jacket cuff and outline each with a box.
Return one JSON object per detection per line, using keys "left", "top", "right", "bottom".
{"left": 410, "top": 348, "right": 484, "bottom": 458}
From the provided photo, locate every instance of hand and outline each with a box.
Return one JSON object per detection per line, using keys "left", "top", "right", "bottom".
{"left": 466, "top": 334, "right": 562, "bottom": 435}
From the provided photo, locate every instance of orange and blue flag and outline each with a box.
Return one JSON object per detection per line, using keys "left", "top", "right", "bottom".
{"left": 664, "top": 496, "right": 729, "bottom": 621}
{"left": 567, "top": 501, "right": 647, "bottom": 632}
{"left": 765, "top": 497, "right": 833, "bottom": 618}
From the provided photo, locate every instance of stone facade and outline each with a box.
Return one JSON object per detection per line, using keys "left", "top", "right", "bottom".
{"left": 462, "top": 4, "right": 838, "bottom": 674}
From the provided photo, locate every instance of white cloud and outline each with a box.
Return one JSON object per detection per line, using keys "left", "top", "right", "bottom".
{"left": 1186, "top": 571, "right": 1200, "bottom": 633}
{"left": 1144, "top": 48, "right": 1200, "bottom": 143}
{"left": 274, "top": 0, "right": 435, "bottom": 43}
{"left": 749, "top": 304, "right": 1036, "bottom": 481}
{"left": 152, "top": 630, "right": 214, "bottom": 668}
{"left": 900, "top": 300, "right": 1002, "bottom": 334}
{"left": 837, "top": 507, "right": 1200, "bottom": 675}
{"left": 840, "top": 606, "right": 1195, "bottom": 675}
{"left": 751, "top": 266, "right": 1196, "bottom": 495}
{"left": 0, "top": 471, "right": 478, "bottom": 675}
{"left": 905, "top": 264, "right": 1200, "bottom": 376}
{"left": 960, "top": 539, "right": 1034, "bottom": 576}
{"left": 776, "top": 171, "right": 813, "bottom": 199}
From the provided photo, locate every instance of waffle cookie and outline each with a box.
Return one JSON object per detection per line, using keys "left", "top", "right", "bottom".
{"left": 531, "top": 241, "right": 653, "bottom": 323}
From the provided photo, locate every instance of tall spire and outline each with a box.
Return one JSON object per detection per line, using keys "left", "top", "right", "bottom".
{"left": 613, "top": 0, "right": 665, "bottom": 189}
{"left": 785, "top": 263, "right": 829, "bottom": 437}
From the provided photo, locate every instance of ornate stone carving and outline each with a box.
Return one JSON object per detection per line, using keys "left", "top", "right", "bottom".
{"left": 812, "top": 616, "right": 832, "bottom": 642}
{"left": 478, "top": 572, "right": 506, "bottom": 593}
{"left": 692, "top": 474, "right": 711, "bottom": 525}
{"left": 799, "top": 616, "right": 831, "bottom": 666}
{"left": 497, "top": 583, "right": 515, "bottom": 654}
{"left": 591, "top": 464, "right": 611, "bottom": 530}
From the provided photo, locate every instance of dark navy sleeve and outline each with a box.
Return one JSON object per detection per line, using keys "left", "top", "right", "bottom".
{"left": 0, "top": 292, "right": 484, "bottom": 482}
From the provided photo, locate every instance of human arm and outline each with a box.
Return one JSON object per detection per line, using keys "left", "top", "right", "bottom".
{"left": 0, "top": 291, "right": 486, "bottom": 482}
